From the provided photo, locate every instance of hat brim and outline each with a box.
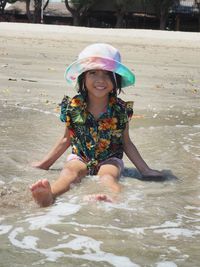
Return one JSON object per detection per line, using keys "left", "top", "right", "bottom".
{"left": 65, "top": 56, "right": 135, "bottom": 88}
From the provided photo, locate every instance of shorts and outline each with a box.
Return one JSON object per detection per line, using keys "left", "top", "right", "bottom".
{"left": 66, "top": 154, "right": 124, "bottom": 176}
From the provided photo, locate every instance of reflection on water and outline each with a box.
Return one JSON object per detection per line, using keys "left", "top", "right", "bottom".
{"left": 0, "top": 102, "right": 200, "bottom": 267}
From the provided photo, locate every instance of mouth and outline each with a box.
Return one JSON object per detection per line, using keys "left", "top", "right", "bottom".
{"left": 95, "top": 86, "right": 106, "bottom": 91}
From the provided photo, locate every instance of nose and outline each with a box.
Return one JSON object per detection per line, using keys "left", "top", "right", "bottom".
{"left": 95, "top": 71, "right": 107, "bottom": 82}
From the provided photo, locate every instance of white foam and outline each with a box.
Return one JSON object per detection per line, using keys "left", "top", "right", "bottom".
{"left": 168, "top": 246, "right": 180, "bottom": 253}
{"left": 154, "top": 227, "right": 200, "bottom": 240}
{"left": 8, "top": 227, "right": 139, "bottom": 266}
{"left": 25, "top": 202, "right": 81, "bottom": 230}
{"left": 8, "top": 227, "right": 39, "bottom": 249}
{"left": 156, "top": 221, "right": 181, "bottom": 228}
{"left": 175, "top": 125, "right": 188, "bottom": 128}
{"left": 0, "top": 224, "right": 12, "bottom": 235}
{"left": 64, "top": 221, "right": 145, "bottom": 236}
{"left": 53, "top": 234, "right": 140, "bottom": 267}
{"left": 156, "top": 261, "right": 177, "bottom": 267}
{"left": 8, "top": 227, "right": 64, "bottom": 262}
{"left": 184, "top": 205, "right": 200, "bottom": 211}
{"left": 182, "top": 144, "right": 200, "bottom": 160}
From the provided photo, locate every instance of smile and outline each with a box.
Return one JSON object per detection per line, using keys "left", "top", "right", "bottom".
{"left": 95, "top": 86, "right": 106, "bottom": 90}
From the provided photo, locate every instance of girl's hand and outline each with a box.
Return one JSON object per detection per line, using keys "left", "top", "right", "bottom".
{"left": 31, "top": 161, "right": 49, "bottom": 170}
{"left": 141, "top": 168, "right": 164, "bottom": 181}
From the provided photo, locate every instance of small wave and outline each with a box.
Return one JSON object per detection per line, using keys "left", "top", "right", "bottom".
{"left": 8, "top": 227, "right": 139, "bottom": 267}
{"left": 25, "top": 202, "right": 81, "bottom": 230}
{"left": 154, "top": 227, "right": 200, "bottom": 240}
{"left": 17, "top": 105, "right": 59, "bottom": 117}
{"left": 0, "top": 217, "right": 12, "bottom": 235}
{"left": 156, "top": 261, "right": 177, "bottom": 267}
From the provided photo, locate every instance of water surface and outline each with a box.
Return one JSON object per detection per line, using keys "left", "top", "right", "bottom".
{"left": 0, "top": 100, "right": 199, "bottom": 267}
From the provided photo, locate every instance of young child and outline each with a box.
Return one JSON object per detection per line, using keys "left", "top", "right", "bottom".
{"left": 30, "top": 43, "right": 163, "bottom": 207}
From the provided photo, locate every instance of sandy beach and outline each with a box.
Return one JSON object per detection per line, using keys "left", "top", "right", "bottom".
{"left": 0, "top": 22, "right": 200, "bottom": 113}
{"left": 0, "top": 23, "right": 200, "bottom": 267}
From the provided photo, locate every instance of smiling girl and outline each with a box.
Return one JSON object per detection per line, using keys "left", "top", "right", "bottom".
{"left": 30, "top": 43, "right": 162, "bottom": 207}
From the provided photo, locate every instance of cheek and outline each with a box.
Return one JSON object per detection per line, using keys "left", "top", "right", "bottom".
{"left": 85, "top": 79, "right": 92, "bottom": 90}
{"left": 108, "top": 79, "right": 114, "bottom": 90}
{"left": 84, "top": 76, "right": 92, "bottom": 87}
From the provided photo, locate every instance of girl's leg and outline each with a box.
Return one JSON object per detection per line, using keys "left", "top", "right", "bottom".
{"left": 30, "top": 159, "right": 87, "bottom": 207}
{"left": 84, "top": 159, "right": 123, "bottom": 202}
{"left": 97, "top": 162, "right": 122, "bottom": 193}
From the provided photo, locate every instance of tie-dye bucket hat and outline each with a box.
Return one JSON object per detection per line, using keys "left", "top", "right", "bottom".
{"left": 64, "top": 43, "right": 135, "bottom": 88}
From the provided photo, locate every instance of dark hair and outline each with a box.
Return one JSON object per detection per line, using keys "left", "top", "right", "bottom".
{"left": 77, "top": 71, "right": 122, "bottom": 97}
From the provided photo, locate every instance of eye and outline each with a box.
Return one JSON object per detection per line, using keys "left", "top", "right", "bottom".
{"left": 103, "top": 71, "right": 110, "bottom": 76}
{"left": 87, "top": 70, "right": 96, "bottom": 75}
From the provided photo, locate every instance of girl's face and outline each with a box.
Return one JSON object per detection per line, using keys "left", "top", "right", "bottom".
{"left": 85, "top": 70, "right": 114, "bottom": 98}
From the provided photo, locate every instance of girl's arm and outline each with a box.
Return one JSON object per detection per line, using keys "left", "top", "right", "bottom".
{"left": 31, "top": 126, "right": 70, "bottom": 170}
{"left": 123, "top": 123, "right": 162, "bottom": 177}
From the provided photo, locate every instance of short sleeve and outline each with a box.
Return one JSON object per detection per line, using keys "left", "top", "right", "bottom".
{"left": 59, "top": 95, "right": 71, "bottom": 123}
{"left": 126, "top": 101, "right": 134, "bottom": 121}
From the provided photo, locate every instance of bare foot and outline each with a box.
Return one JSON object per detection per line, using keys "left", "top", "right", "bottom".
{"left": 29, "top": 179, "right": 54, "bottom": 207}
{"left": 83, "top": 193, "right": 113, "bottom": 203}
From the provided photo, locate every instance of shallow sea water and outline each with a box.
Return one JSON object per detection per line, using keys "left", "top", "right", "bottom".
{"left": 0, "top": 100, "right": 200, "bottom": 267}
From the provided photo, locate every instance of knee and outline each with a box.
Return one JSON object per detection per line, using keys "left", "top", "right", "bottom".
{"left": 61, "top": 167, "right": 82, "bottom": 182}
{"left": 99, "top": 174, "right": 121, "bottom": 193}
{"left": 62, "top": 166, "right": 87, "bottom": 182}
{"left": 99, "top": 174, "right": 115, "bottom": 183}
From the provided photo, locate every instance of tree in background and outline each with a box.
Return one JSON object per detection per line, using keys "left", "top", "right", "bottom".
{"left": 195, "top": 0, "right": 200, "bottom": 31}
{"left": 33, "top": 0, "right": 42, "bottom": 22}
{"left": 65, "top": 0, "right": 97, "bottom": 26}
{"left": 0, "top": 0, "right": 6, "bottom": 14}
{"left": 25, "top": 0, "right": 49, "bottom": 23}
{"left": 148, "top": 0, "right": 177, "bottom": 30}
{"left": 114, "top": 0, "right": 130, "bottom": 28}
{"left": 114, "top": 0, "right": 139, "bottom": 28}
{"left": 0, "top": 0, "right": 16, "bottom": 15}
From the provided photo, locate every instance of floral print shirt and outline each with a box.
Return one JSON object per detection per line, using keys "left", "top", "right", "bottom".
{"left": 60, "top": 94, "right": 133, "bottom": 174}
